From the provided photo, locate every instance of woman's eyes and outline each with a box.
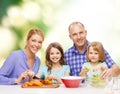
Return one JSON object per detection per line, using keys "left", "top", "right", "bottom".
{"left": 32, "top": 40, "right": 42, "bottom": 44}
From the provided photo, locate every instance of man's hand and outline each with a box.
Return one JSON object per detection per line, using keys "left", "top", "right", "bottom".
{"left": 100, "top": 64, "right": 120, "bottom": 79}
{"left": 100, "top": 69, "right": 113, "bottom": 79}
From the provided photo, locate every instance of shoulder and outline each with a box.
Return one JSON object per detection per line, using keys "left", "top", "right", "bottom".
{"left": 3, "top": 50, "right": 23, "bottom": 65}
{"left": 11, "top": 50, "right": 22, "bottom": 55}
{"left": 8, "top": 50, "right": 23, "bottom": 58}
{"left": 35, "top": 56, "right": 40, "bottom": 62}
{"left": 63, "top": 65, "right": 70, "bottom": 69}
{"left": 99, "top": 62, "right": 107, "bottom": 66}
{"left": 39, "top": 65, "right": 48, "bottom": 72}
{"left": 104, "top": 49, "right": 112, "bottom": 59}
{"left": 65, "top": 46, "right": 74, "bottom": 54}
{"left": 83, "top": 62, "right": 91, "bottom": 66}
{"left": 64, "top": 45, "right": 77, "bottom": 58}
{"left": 41, "top": 65, "right": 48, "bottom": 69}
{"left": 62, "top": 65, "right": 70, "bottom": 72}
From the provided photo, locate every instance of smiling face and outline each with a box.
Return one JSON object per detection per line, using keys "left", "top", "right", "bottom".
{"left": 86, "top": 41, "right": 106, "bottom": 63}
{"left": 25, "top": 29, "right": 44, "bottom": 55}
{"left": 88, "top": 47, "right": 100, "bottom": 63}
{"left": 27, "top": 34, "right": 43, "bottom": 54}
{"left": 69, "top": 22, "right": 87, "bottom": 51}
{"left": 49, "top": 47, "right": 62, "bottom": 64}
{"left": 45, "top": 42, "right": 65, "bottom": 71}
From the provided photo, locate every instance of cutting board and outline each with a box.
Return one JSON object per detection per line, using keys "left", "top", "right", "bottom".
{"left": 21, "top": 84, "right": 60, "bottom": 88}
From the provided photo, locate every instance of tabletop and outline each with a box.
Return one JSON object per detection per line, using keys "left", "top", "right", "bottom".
{"left": 1, "top": 83, "right": 119, "bottom": 94}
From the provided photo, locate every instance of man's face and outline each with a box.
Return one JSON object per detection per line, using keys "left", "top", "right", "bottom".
{"left": 69, "top": 24, "right": 87, "bottom": 47}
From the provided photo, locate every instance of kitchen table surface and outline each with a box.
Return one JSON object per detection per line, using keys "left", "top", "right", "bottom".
{"left": 0, "top": 83, "right": 120, "bottom": 94}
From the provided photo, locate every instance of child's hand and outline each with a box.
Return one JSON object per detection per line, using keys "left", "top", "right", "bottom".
{"left": 79, "top": 67, "right": 89, "bottom": 76}
{"left": 47, "top": 74, "right": 56, "bottom": 80}
{"left": 84, "top": 67, "right": 90, "bottom": 72}
{"left": 47, "top": 74, "right": 62, "bottom": 84}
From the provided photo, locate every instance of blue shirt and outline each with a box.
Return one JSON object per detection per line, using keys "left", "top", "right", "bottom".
{"left": 82, "top": 62, "right": 108, "bottom": 79}
{"left": 64, "top": 40, "right": 115, "bottom": 76}
{"left": 39, "top": 65, "right": 70, "bottom": 80}
{"left": 0, "top": 50, "right": 40, "bottom": 85}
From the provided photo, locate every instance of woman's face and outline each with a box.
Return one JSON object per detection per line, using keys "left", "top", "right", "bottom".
{"left": 88, "top": 47, "right": 99, "bottom": 63}
{"left": 49, "top": 47, "right": 62, "bottom": 64}
{"left": 27, "top": 34, "right": 43, "bottom": 54}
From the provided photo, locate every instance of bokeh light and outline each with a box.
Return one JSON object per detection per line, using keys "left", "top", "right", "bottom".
{"left": 0, "top": 0, "right": 120, "bottom": 68}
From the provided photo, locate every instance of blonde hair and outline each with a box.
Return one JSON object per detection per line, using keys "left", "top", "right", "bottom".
{"left": 86, "top": 41, "right": 106, "bottom": 62}
{"left": 25, "top": 28, "right": 44, "bottom": 48}
{"left": 27, "top": 28, "right": 44, "bottom": 41}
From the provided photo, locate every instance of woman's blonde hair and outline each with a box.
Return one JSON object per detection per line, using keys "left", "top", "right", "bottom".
{"left": 86, "top": 41, "right": 106, "bottom": 62}
{"left": 25, "top": 28, "right": 44, "bottom": 48}
{"left": 26, "top": 28, "right": 44, "bottom": 41}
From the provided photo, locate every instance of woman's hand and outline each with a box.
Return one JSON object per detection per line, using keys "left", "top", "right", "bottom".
{"left": 14, "top": 70, "right": 35, "bottom": 84}
{"left": 15, "top": 71, "right": 29, "bottom": 84}
{"left": 27, "top": 70, "right": 35, "bottom": 78}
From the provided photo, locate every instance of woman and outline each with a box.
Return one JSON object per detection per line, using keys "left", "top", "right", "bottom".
{"left": 0, "top": 28, "right": 44, "bottom": 85}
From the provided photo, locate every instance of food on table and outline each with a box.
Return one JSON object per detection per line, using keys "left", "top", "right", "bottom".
{"left": 22, "top": 81, "right": 43, "bottom": 87}
{"left": 22, "top": 78, "right": 52, "bottom": 87}
{"left": 40, "top": 77, "right": 52, "bottom": 85}
{"left": 90, "top": 74, "right": 106, "bottom": 87}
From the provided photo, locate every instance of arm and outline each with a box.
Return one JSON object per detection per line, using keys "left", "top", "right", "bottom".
{"left": 15, "top": 70, "right": 33, "bottom": 84}
{"left": 79, "top": 68, "right": 88, "bottom": 76}
{"left": 47, "top": 65, "right": 70, "bottom": 84}
{"left": 0, "top": 52, "right": 33, "bottom": 85}
{"left": 47, "top": 74, "right": 62, "bottom": 84}
{"left": 64, "top": 65, "right": 70, "bottom": 76}
{"left": 104, "top": 50, "right": 115, "bottom": 68}
{"left": 79, "top": 63, "right": 89, "bottom": 76}
{"left": 0, "top": 53, "right": 17, "bottom": 85}
{"left": 111, "top": 64, "right": 120, "bottom": 76}
{"left": 100, "top": 62, "right": 108, "bottom": 71}
{"left": 100, "top": 50, "right": 120, "bottom": 78}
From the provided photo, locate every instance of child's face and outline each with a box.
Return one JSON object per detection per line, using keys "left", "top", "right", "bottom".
{"left": 88, "top": 47, "right": 99, "bottom": 63}
{"left": 49, "top": 47, "right": 62, "bottom": 64}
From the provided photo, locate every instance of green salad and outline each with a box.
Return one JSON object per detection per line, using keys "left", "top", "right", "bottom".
{"left": 90, "top": 74, "right": 106, "bottom": 88}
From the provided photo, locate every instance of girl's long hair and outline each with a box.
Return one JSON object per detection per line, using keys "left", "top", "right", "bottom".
{"left": 45, "top": 42, "right": 66, "bottom": 72}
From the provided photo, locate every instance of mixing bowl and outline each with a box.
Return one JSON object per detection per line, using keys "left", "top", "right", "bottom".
{"left": 61, "top": 76, "right": 85, "bottom": 88}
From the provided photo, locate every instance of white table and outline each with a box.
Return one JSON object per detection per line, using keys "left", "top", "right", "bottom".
{"left": 0, "top": 84, "right": 113, "bottom": 94}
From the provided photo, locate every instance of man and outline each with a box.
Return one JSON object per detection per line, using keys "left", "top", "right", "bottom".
{"left": 64, "top": 21, "right": 120, "bottom": 78}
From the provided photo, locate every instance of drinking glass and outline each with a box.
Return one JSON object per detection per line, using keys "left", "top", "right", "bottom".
{"left": 111, "top": 77, "right": 120, "bottom": 90}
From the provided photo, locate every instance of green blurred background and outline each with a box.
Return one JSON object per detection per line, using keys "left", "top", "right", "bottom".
{"left": 0, "top": 0, "right": 120, "bottom": 68}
